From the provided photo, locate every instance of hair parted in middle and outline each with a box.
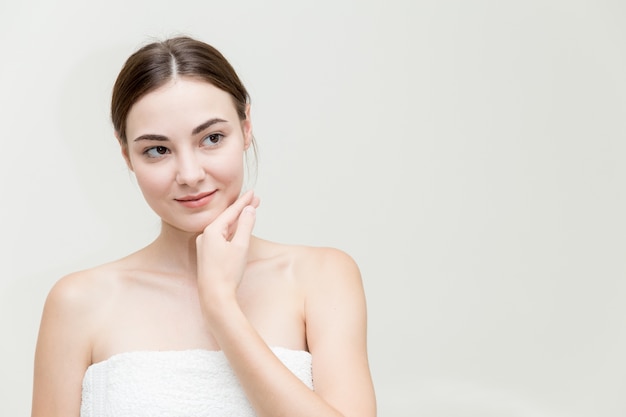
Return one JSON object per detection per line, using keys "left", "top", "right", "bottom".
{"left": 111, "top": 36, "right": 251, "bottom": 148}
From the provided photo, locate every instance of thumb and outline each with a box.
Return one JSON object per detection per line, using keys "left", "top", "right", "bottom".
{"left": 231, "top": 205, "right": 256, "bottom": 247}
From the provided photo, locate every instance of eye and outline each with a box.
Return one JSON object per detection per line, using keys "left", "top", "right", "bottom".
{"left": 202, "top": 133, "right": 224, "bottom": 147}
{"left": 144, "top": 146, "right": 170, "bottom": 158}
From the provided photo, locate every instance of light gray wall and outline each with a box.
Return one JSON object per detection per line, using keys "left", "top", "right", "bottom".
{"left": 1, "top": 1, "right": 624, "bottom": 416}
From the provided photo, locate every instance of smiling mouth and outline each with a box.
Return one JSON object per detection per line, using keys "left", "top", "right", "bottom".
{"left": 174, "top": 190, "right": 217, "bottom": 208}
{"left": 175, "top": 190, "right": 216, "bottom": 202}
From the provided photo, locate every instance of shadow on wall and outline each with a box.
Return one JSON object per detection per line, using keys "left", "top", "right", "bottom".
{"left": 55, "top": 43, "right": 155, "bottom": 229}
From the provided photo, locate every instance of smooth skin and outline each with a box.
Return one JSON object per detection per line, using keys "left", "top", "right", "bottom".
{"left": 31, "top": 78, "right": 376, "bottom": 417}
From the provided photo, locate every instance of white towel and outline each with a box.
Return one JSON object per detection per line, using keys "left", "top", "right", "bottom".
{"left": 80, "top": 347, "right": 313, "bottom": 417}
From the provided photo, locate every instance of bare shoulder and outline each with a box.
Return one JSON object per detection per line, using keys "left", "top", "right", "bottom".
{"left": 294, "top": 245, "right": 362, "bottom": 288}
{"left": 44, "top": 261, "right": 121, "bottom": 316}
{"left": 294, "top": 244, "right": 359, "bottom": 269}
{"left": 39, "top": 257, "right": 134, "bottom": 348}
{"left": 253, "top": 238, "right": 362, "bottom": 292}
{"left": 256, "top": 241, "right": 376, "bottom": 416}
{"left": 32, "top": 260, "right": 131, "bottom": 416}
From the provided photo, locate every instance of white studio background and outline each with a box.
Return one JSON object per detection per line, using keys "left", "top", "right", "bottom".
{"left": 1, "top": 1, "right": 625, "bottom": 416}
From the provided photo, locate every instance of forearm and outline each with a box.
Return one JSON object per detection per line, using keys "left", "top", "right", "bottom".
{"left": 204, "top": 297, "right": 345, "bottom": 417}
{"left": 194, "top": 195, "right": 373, "bottom": 416}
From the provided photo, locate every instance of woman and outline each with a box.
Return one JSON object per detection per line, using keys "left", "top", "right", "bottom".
{"left": 31, "top": 36, "right": 376, "bottom": 417}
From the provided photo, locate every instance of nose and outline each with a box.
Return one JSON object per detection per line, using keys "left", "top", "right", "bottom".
{"left": 175, "top": 151, "right": 205, "bottom": 187}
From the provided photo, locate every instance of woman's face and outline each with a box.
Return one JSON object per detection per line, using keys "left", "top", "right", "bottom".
{"left": 123, "top": 77, "right": 252, "bottom": 233}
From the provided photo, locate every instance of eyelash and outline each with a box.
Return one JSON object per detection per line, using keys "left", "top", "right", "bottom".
{"left": 144, "top": 146, "right": 169, "bottom": 158}
{"left": 142, "top": 133, "right": 225, "bottom": 158}
{"left": 202, "top": 133, "right": 224, "bottom": 147}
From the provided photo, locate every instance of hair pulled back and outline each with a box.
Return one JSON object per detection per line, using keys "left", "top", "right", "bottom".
{"left": 111, "top": 36, "right": 250, "bottom": 146}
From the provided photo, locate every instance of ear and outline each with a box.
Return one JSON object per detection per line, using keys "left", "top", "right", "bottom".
{"left": 242, "top": 104, "right": 253, "bottom": 151}
{"left": 115, "top": 131, "right": 134, "bottom": 171}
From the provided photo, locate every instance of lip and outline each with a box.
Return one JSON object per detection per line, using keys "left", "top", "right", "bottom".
{"left": 175, "top": 190, "right": 216, "bottom": 208}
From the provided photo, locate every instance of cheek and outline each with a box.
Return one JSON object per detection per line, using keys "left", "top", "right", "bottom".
{"left": 134, "top": 167, "right": 172, "bottom": 199}
{"left": 209, "top": 152, "right": 245, "bottom": 183}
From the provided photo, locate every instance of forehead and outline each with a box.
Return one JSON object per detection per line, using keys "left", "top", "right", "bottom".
{"left": 126, "top": 77, "right": 238, "bottom": 138}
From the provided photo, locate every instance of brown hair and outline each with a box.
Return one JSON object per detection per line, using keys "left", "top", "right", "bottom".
{"left": 111, "top": 36, "right": 251, "bottom": 147}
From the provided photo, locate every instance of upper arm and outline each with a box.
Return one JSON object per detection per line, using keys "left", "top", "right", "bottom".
{"left": 303, "top": 248, "right": 376, "bottom": 417}
{"left": 31, "top": 273, "right": 95, "bottom": 417}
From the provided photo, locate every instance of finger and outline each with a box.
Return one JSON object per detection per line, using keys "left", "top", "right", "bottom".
{"left": 207, "top": 190, "right": 255, "bottom": 232}
{"left": 223, "top": 196, "right": 260, "bottom": 241}
{"left": 230, "top": 205, "right": 256, "bottom": 247}
{"left": 195, "top": 234, "right": 205, "bottom": 259}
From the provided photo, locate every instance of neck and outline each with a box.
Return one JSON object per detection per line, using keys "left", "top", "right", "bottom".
{"left": 143, "top": 221, "right": 263, "bottom": 279}
{"left": 145, "top": 221, "right": 201, "bottom": 277}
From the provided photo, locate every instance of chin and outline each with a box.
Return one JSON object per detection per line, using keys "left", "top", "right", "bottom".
{"left": 161, "top": 198, "right": 236, "bottom": 234}
{"left": 158, "top": 214, "right": 210, "bottom": 234}
{"left": 181, "top": 214, "right": 223, "bottom": 234}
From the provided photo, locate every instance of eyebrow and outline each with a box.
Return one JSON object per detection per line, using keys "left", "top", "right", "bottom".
{"left": 133, "top": 134, "right": 168, "bottom": 142}
{"left": 133, "top": 118, "right": 229, "bottom": 142}
{"left": 191, "top": 118, "right": 228, "bottom": 135}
